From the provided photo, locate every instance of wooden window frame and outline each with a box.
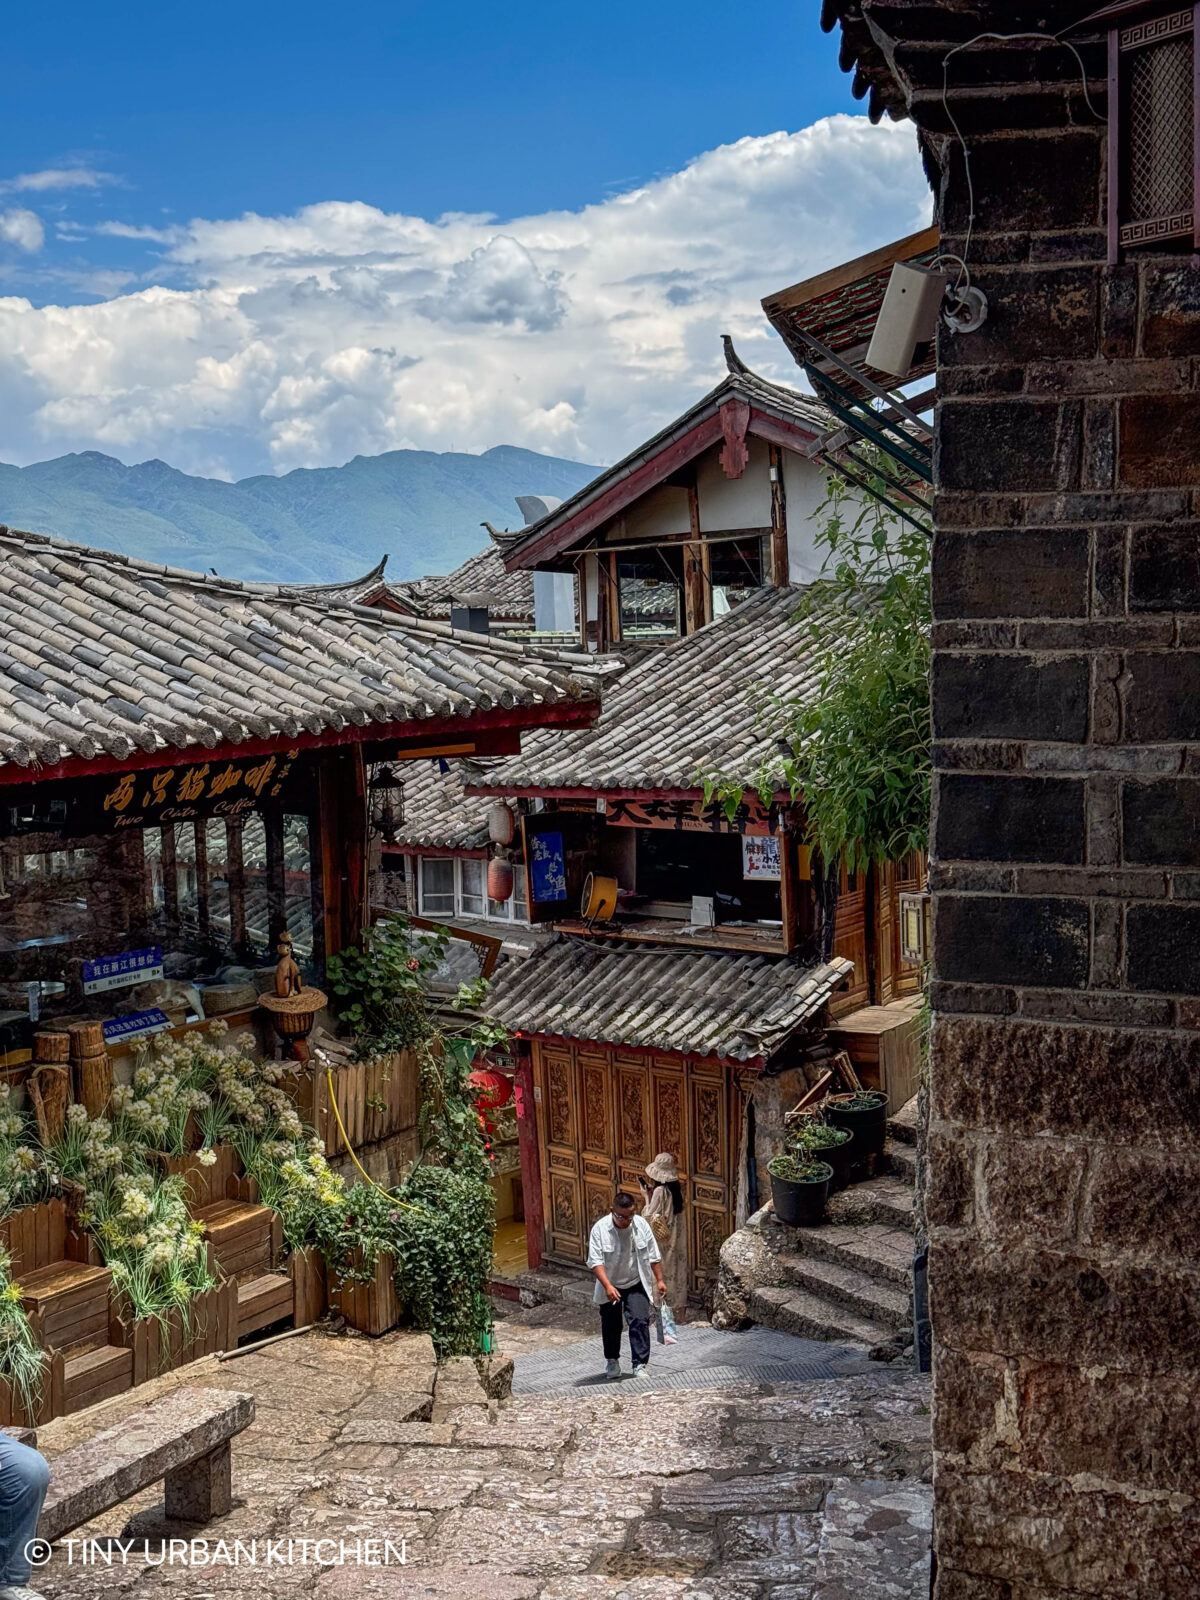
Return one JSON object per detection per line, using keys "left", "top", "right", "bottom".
{"left": 1105, "top": 2, "right": 1200, "bottom": 261}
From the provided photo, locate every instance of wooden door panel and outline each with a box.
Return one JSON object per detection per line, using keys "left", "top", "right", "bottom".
{"left": 651, "top": 1067, "right": 686, "bottom": 1169}
{"left": 615, "top": 1056, "right": 652, "bottom": 1166}
{"left": 535, "top": 1041, "right": 586, "bottom": 1261}
{"left": 831, "top": 864, "right": 870, "bottom": 1016}
{"left": 580, "top": 1052, "right": 613, "bottom": 1155}
{"left": 876, "top": 860, "right": 897, "bottom": 1007}
{"left": 690, "top": 1205, "right": 728, "bottom": 1291}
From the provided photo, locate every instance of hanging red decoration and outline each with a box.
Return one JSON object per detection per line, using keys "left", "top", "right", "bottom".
{"left": 468, "top": 1066, "right": 513, "bottom": 1142}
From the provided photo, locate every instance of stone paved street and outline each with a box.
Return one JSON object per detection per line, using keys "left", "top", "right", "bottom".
{"left": 29, "top": 1303, "right": 931, "bottom": 1600}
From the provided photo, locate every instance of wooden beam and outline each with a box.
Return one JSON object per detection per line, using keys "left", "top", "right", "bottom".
{"left": 762, "top": 225, "right": 941, "bottom": 316}
{"left": 768, "top": 443, "right": 789, "bottom": 587}
{"left": 683, "top": 485, "right": 707, "bottom": 635}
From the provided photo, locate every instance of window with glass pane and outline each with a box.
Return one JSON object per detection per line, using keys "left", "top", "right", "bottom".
{"left": 710, "top": 537, "right": 765, "bottom": 616}
{"left": 459, "top": 858, "right": 485, "bottom": 917}
{"left": 512, "top": 865, "right": 528, "bottom": 923}
{"left": 174, "top": 823, "right": 200, "bottom": 937}
{"left": 420, "top": 857, "right": 455, "bottom": 915}
{"left": 487, "top": 891, "right": 512, "bottom": 922}
{"left": 282, "top": 816, "right": 313, "bottom": 967}
{"left": 242, "top": 814, "right": 270, "bottom": 959}
{"left": 205, "top": 819, "right": 232, "bottom": 947}
{"left": 618, "top": 551, "right": 683, "bottom": 640}
{"left": 145, "top": 828, "right": 165, "bottom": 912}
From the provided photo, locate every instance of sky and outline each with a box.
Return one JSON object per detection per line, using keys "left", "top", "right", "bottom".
{"left": 0, "top": 1, "right": 932, "bottom": 479}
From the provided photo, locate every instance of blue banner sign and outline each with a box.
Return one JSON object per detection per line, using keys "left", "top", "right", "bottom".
{"left": 83, "top": 946, "right": 164, "bottom": 996}
{"left": 102, "top": 1009, "right": 172, "bottom": 1045}
{"left": 529, "top": 831, "right": 567, "bottom": 903}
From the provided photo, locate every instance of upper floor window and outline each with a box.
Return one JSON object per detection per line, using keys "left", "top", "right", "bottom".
{"left": 1104, "top": 3, "right": 1200, "bottom": 259}
{"left": 418, "top": 855, "right": 528, "bottom": 925}
{"left": 617, "top": 550, "right": 683, "bottom": 641}
{"left": 710, "top": 536, "right": 766, "bottom": 615}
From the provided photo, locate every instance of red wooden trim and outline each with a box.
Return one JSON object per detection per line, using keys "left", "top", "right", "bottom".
{"left": 1194, "top": 4, "right": 1200, "bottom": 252}
{"left": 719, "top": 399, "right": 752, "bottom": 478}
{"left": 509, "top": 1028, "right": 765, "bottom": 1072}
{"left": 462, "top": 781, "right": 793, "bottom": 803}
{"left": 0, "top": 701, "right": 597, "bottom": 788}
{"left": 1108, "top": 28, "right": 1121, "bottom": 263}
{"left": 382, "top": 843, "right": 489, "bottom": 859}
{"left": 513, "top": 1050, "right": 544, "bottom": 1270}
{"left": 506, "top": 415, "right": 725, "bottom": 567}
{"left": 748, "top": 411, "right": 823, "bottom": 457}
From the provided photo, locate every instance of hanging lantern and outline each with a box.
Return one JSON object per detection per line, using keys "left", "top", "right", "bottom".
{"left": 487, "top": 802, "right": 515, "bottom": 846}
{"left": 487, "top": 853, "right": 514, "bottom": 903}
{"left": 368, "top": 765, "right": 405, "bottom": 846}
{"left": 468, "top": 1065, "right": 513, "bottom": 1139}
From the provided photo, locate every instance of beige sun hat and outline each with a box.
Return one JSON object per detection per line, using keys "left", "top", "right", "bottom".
{"left": 645, "top": 1152, "right": 679, "bottom": 1184}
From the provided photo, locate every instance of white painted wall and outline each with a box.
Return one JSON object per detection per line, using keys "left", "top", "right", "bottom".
{"left": 695, "top": 437, "right": 772, "bottom": 530}
{"left": 782, "top": 451, "right": 832, "bottom": 583}
{"left": 624, "top": 483, "right": 692, "bottom": 541}
{"left": 533, "top": 570, "right": 576, "bottom": 633}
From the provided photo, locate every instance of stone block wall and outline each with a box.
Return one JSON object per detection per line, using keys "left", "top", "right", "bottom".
{"left": 825, "top": 4, "right": 1200, "bottom": 1596}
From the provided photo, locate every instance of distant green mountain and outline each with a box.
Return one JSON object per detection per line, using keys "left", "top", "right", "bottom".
{"left": 0, "top": 445, "right": 600, "bottom": 584}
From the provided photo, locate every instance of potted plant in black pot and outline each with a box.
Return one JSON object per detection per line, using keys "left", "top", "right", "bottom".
{"left": 767, "top": 1127, "right": 833, "bottom": 1227}
{"left": 800, "top": 1117, "right": 855, "bottom": 1189}
{"left": 825, "top": 1090, "right": 889, "bottom": 1172}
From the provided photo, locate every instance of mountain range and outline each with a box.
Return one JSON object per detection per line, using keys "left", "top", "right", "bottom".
{"left": 0, "top": 445, "right": 600, "bottom": 585}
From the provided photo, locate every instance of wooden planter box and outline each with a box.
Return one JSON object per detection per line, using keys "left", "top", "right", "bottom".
{"left": 289, "top": 1246, "right": 327, "bottom": 1329}
{"left": 0, "top": 1363, "right": 53, "bottom": 1427}
{"left": 287, "top": 1052, "right": 420, "bottom": 1158}
{"left": 1, "top": 1196, "right": 99, "bottom": 1277}
{"left": 111, "top": 1279, "right": 238, "bottom": 1383}
{"left": 150, "top": 1144, "right": 244, "bottom": 1211}
{"left": 328, "top": 1248, "right": 398, "bottom": 1336}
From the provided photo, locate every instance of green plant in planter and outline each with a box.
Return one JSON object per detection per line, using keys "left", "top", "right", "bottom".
{"left": 796, "top": 1121, "right": 851, "bottom": 1153}
{"left": 0, "top": 1246, "right": 46, "bottom": 1421}
{"left": 836, "top": 1091, "right": 887, "bottom": 1110}
{"left": 767, "top": 1151, "right": 833, "bottom": 1184}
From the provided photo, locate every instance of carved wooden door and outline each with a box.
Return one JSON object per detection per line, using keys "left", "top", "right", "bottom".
{"left": 615, "top": 1052, "right": 652, "bottom": 1197}
{"left": 578, "top": 1047, "right": 616, "bottom": 1234}
{"left": 875, "top": 860, "right": 898, "bottom": 1005}
{"left": 831, "top": 864, "right": 870, "bottom": 1017}
{"left": 687, "top": 1059, "right": 732, "bottom": 1292}
{"left": 533, "top": 1040, "right": 586, "bottom": 1260}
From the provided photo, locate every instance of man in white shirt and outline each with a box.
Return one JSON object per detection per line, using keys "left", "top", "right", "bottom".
{"left": 586, "top": 1189, "right": 666, "bottom": 1378}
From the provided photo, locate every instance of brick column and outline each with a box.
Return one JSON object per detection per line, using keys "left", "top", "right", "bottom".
{"left": 922, "top": 46, "right": 1200, "bottom": 1600}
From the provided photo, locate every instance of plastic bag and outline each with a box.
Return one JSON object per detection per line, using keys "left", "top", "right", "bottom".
{"left": 660, "top": 1302, "right": 678, "bottom": 1344}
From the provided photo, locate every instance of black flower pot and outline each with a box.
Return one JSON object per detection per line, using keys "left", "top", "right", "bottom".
{"left": 826, "top": 1093, "right": 889, "bottom": 1169}
{"left": 812, "top": 1128, "right": 855, "bottom": 1190}
{"left": 769, "top": 1161, "right": 833, "bottom": 1227}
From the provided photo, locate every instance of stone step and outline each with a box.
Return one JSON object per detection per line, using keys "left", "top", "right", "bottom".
{"left": 748, "top": 1283, "right": 897, "bottom": 1349}
{"left": 886, "top": 1139, "right": 917, "bottom": 1183}
{"left": 827, "top": 1174, "right": 915, "bottom": 1232}
{"left": 887, "top": 1094, "right": 921, "bottom": 1146}
{"left": 789, "top": 1220, "right": 915, "bottom": 1290}
{"left": 775, "top": 1252, "right": 910, "bottom": 1332}
{"left": 813, "top": 1477, "right": 932, "bottom": 1599}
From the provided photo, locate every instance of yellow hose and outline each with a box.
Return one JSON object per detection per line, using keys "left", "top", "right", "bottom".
{"left": 325, "top": 1064, "right": 419, "bottom": 1211}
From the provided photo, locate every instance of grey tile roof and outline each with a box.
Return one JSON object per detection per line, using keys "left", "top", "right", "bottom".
{"left": 397, "top": 544, "right": 536, "bottom": 622}
{"left": 467, "top": 583, "right": 829, "bottom": 797}
{"left": 293, "top": 557, "right": 421, "bottom": 613}
{"left": 484, "top": 937, "right": 854, "bottom": 1061}
{"left": 389, "top": 757, "right": 493, "bottom": 851}
{"left": 0, "top": 525, "right": 610, "bottom": 774}
{"left": 496, "top": 354, "right": 830, "bottom": 563}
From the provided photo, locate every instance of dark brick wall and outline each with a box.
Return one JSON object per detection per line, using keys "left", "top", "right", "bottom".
{"left": 848, "top": 6, "right": 1200, "bottom": 1597}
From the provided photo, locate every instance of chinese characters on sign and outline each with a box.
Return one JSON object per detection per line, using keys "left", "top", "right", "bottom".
{"left": 82, "top": 946, "right": 164, "bottom": 996}
{"left": 99, "top": 750, "right": 301, "bottom": 831}
{"left": 529, "top": 831, "right": 567, "bottom": 903}
{"left": 102, "top": 1009, "right": 172, "bottom": 1045}
{"left": 741, "top": 835, "right": 782, "bottom": 881}
{"left": 604, "top": 796, "right": 773, "bottom": 835}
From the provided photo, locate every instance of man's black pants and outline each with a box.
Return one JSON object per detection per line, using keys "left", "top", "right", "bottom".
{"left": 599, "top": 1284, "right": 651, "bottom": 1366}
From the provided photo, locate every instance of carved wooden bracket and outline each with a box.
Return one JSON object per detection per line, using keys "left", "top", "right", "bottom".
{"left": 719, "top": 399, "right": 752, "bottom": 478}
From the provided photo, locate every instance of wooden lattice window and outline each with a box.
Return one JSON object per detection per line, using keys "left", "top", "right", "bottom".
{"left": 1103, "top": 2, "right": 1200, "bottom": 258}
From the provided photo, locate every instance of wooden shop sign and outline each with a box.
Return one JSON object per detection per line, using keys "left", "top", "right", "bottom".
{"left": 604, "top": 796, "right": 773, "bottom": 835}
{"left": 98, "top": 749, "right": 301, "bottom": 829}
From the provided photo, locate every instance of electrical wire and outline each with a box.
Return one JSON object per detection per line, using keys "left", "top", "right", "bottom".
{"left": 941, "top": 30, "right": 1107, "bottom": 268}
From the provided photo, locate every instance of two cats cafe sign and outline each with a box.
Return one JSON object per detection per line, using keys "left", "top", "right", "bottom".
{"left": 76, "top": 749, "right": 301, "bottom": 834}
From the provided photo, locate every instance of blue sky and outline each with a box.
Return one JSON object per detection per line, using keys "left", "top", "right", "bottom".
{"left": 10, "top": 0, "right": 853, "bottom": 288}
{"left": 0, "top": 4, "right": 930, "bottom": 476}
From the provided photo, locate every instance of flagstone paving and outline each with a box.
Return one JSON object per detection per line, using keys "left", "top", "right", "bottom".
{"left": 29, "top": 1306, "right": 931, "bottom": 1600}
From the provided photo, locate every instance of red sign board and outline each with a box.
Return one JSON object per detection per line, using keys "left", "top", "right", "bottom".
{"left": 604, "top": 796, "right": 773, "bottom": 836}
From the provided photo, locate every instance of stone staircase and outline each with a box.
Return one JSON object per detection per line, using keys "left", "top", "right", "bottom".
{"left": 719, "top": 1100, "right": 921, "bottom": 1351}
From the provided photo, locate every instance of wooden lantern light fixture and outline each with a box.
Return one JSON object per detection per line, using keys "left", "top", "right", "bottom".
{"left": 1083, "top": 1, "right": 1200, "bottom": 260}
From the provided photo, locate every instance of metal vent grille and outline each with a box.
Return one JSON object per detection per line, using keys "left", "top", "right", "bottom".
{"left": 1128, "top": 35, "right": 1195, "bottom": 229}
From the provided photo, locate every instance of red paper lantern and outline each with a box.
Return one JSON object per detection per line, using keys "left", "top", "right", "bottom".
{"left": 487, "top": 855, "right": 514, "bottom": 902}
{"left": 468, "top": 1067, "right": 513, "bottom": 1111}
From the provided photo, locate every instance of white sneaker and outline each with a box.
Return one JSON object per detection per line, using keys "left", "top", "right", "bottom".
{"left": 0, "top": 1585, "right": 49, "bottom": 1599}
{"left": 604, "top": 1358, "right": 621, "bottom": 1378}
{"left": 631, "top": 1362, "right": 648, "bottom": 1376}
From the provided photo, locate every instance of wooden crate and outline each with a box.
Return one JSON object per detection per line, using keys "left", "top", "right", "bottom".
{"left": 328, "top": 1248, "right": 398, "bottom": 1337}
{"left": 289, "top": 1246, "right": 327, "bottom": 1329}
{"left": 1, "top": 1198, "right": 98, "bottom": 1278}
{"left": 111, "top": 1279, "right": 238, "bottom": 1382}
{"left": 826, "top": 999, "right": 922, "bottom": 1113}
{"left": 151, "top": 1144, "right": 242, "bottom": 1211}
{"left": 19, "top": 1262, "right": 112, "bottom": 1353}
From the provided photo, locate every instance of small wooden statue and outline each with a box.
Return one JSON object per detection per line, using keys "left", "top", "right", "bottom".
{"left": 274, "top": 932, "right": 304, "bottom": 998}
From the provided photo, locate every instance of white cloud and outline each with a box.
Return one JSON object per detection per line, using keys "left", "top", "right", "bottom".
{"left": 0, "top": 116, "right": 929, "bottom": 476}
{"left": 1, "top": 167, "right": 114, "bottom": 193}
{"left": 0, "top": 210, "right": 44, "bottom": 252}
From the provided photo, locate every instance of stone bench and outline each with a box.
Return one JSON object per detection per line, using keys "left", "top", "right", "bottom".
{"left": 37, "top": 1386, "right": 254, "bottom": 1542}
